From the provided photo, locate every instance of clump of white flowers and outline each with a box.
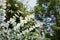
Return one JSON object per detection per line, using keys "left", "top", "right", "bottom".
{"left": 0, "top": 12, "right": 45, "bottom": 40}
{"left": 0, "top": 0, "right": 46, "bottom": 40}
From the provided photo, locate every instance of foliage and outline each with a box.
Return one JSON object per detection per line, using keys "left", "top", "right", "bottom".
{"left": 35, "top": 0, "right": 60, "bottom": 40}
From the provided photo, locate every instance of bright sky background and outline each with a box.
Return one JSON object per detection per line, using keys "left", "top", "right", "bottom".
{"left": 19, "top": 0, "right": 37, "bottom": 11}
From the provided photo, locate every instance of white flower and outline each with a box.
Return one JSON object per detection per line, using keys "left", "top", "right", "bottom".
{"left": 18, "top": 10, "right": 23, "bottom": 14}
{"left": 22, "top": 31, "right": 26, "bottom": 34}
{"left": 13, "top": 16, "right": 16, "bottom": 19}
{"left": 20, "top": 20, "right": 24, "bottom": 26}
{"left": 14, "top": 23, "right": 20, "bottom": 30}
{"left": 20, "top": 16, "right": 23, "bottom": 20}
{"left": 12, "top": 22, "right": 16, "bottom": 26}
{"left": 10, "top": 10, "right": 14, "bottom": 13}
{"left": 32, "top": 25, "right": 35, "bottom": 28}
{"left": 29, "top": 14, "right": 35, "bottom": 18}
{"left": 25, "top": 14, "right": 35, "bottom": 21}
{"left": 25, "top": 29, "right": 29, "bottom": 33}
{"left": 17, "top": 34, "right": 20, "bottom": 37}
{"left": 14, "top": 14, "right": 19, "bottom": 17}
{"left": 7, "top": 21, "right": 10, "bottom": 23}
{"left": 24, "top": 20, "right": 27, "bottom": 23}
{"left": 25, "top": 17, "right": 28, "bottom": 21}
{"left": 10, "top": 18, "right": 15, "bottom": 24}
{"left": 29, "top": 27, "right": 33, "bottom": 31}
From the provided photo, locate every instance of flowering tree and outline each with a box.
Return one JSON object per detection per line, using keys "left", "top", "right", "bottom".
{"left": 0, "top": 0, "right": 45, "bottom": 40}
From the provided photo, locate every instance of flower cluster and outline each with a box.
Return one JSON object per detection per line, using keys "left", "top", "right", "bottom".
{"left": 0, "top": 12, "right": 45, "bottom": 40}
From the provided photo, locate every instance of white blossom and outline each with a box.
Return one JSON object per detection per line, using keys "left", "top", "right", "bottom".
{"left": 29, "top": 27, "right": 33, "bottom": 31}
{"left": 20, "top": 20, "right": 25, "bottom": 26}
{"left": 25, "top": 14, "right": 35, "bottom": 21}
{"left": 20, "top": 16, "right": 23, "bottom": 20}
{"left": 9, "top": 18, "right": 16, "bottom": 24}
{"left": 24, "top": 20, "right": 27, "bottom": 23}
{"left": 14, "top": 23, "right": 20, "bottom": 30}
{"left": 14, "top": 14, "right": 19, "bottom": 17}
